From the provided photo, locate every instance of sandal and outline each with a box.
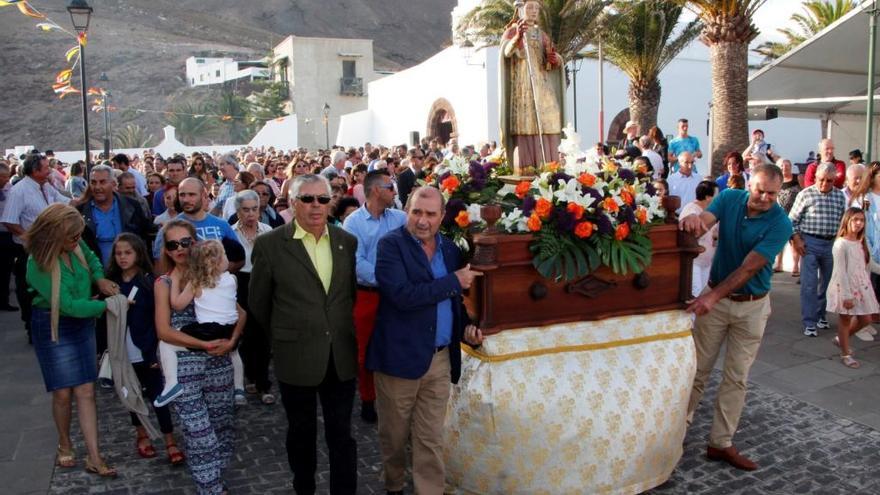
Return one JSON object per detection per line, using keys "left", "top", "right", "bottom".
{"left": 791, "top": 271, "right": 800, "bottom": 277}
{"left": 261, "top": 392, "right": 276, "bottom": 405}
{"left": 841, "top": 354, "right": 861, "bottom": 369}
{"left": 85, "top": 459, "right": 118, "bottom": 478}
{"left": 832, "top": 336, "right": 840, "bottom": 348}
{"left": 166, "top": 443, "right": 185, "bottom": 466}
{"left": 55, "top": 445, "right": 76, "bottom": 468}
{"left": 136, "top": 432, "right": 157, "bottom": 459}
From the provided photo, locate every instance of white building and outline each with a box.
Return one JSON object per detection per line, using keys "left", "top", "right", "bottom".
{"left": 185, "top": 56, "right": 270, "bottom": 88}
{"left": 337, "top": 0, "right": 821, "bottom": 172}
{"left": 272, "top": 35, "right": 387, "bottom": 150}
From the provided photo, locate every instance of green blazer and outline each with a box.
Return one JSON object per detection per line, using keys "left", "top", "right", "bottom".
{"left": 249, "top": 222, "right": 358, "bottom": 386}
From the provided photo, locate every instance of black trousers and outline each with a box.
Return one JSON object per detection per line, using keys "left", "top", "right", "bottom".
{"left": 12, "top": 242, "right": 32, "bottom": 329}
{"left": 235, "top": 271, "right": 272, "bottom": 392}
{"left": 279, "top": 353, "right": 357, "bottom": 495}
{"left": 129, "top": 361, "right": 174, "bottom": 434}
{"left": 0, "top": 232, "right": 15, "bottom": 307}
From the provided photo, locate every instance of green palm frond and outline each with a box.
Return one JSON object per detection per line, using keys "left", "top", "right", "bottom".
{"left": 164, "top": 101, "right": 217, "bottom": 146}
{"left": 752, "top": 0, "right": 858, "bottom": 65}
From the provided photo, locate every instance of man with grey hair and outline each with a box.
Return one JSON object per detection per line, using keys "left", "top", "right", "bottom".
{"left": 804, "top": 138, "right": 846, "bottom": 189}
{"left": 790, "top": 162, "right": 848, "bottom": 336}
{"left": 667, "top": 151, "right": 703, "bottom": 214}
{"left": 637, "top": 135, "right": 664, "bottom": 179}
{"left": 250, "top": 173, "right": 359, "bottom": 493}
{"left": 211, "top": 154, "right": 241, "bottom": 217}
{"left": 322, "top": 150, "right": 348, "bottom": 179}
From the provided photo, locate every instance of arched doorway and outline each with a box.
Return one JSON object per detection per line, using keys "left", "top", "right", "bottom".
{"left": 606, "top": 108, "right": 631, "bottom": 146}
{"left": 426, "top": 98, "right": 458, "bottom": 146}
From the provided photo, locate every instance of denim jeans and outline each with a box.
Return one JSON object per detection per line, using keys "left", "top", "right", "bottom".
{"left": 800, "top": 234, "right": 834, "bottom": 327}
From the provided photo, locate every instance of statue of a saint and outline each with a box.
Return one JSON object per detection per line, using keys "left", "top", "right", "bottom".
{"left": 499, "top": 0, "right": 565, "bottom": 175}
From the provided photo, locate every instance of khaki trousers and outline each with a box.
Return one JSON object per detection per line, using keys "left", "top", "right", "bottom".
{"left": 687, "top": 296, "right": 771, "bottom": 449}
{"left": 375, "top": 350, "right": 451, "bottom": 494}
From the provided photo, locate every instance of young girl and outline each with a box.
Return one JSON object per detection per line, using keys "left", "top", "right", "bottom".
{"left": 106, "top": 234, "right": 184, "bottom": 465}
{"left": 826, "top": 207, "right": 880, "bottom": 368}
{"left": 154, "top": 240, "right": 247, "bottom": 406}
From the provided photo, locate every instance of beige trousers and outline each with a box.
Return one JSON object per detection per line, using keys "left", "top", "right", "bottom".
{"left": 375, "top": 351, "right": 451, "bottom": 494}
{"left": 687, "top": 296, "right": 771, "bottom": 449}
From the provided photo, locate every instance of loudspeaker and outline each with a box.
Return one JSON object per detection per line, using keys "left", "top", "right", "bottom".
{"left": 410, "top": 131, "right": 420, "bottom": 147}
{"left": 748, "top": 107, "right": 779, "bottom": 121}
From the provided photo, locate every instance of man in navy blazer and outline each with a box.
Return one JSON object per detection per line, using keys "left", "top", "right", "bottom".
{"left": 367, "top": 186, "right": 482, "bottom": 495}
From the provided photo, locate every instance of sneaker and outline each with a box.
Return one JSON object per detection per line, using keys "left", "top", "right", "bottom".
{"left": 855, "top": 327, "right": 875, "bottom": 341}
{"left": 803, "top": 327, "right": 818, "bottom": 337}
{"left": 816, "top": 319, "right": 830, "bottom": 330}
{"left": 260, "top": 393, "right": 276, "bottom": 405}
{"left": 154, "top": 383, "right": 183, "bottom": 407}
{"left": 98, "top": 378, "right": 114, "bottom": 390}
{"left": 245, "top": 383, "right": 258, "bottom": 394}
{"left": 234, "top": 389, "right": 247, "bottom": 406}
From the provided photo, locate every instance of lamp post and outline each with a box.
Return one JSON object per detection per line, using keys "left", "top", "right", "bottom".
{"left": 322, "top": 102, "right": 330, "bottom": 149}
{"left": 67, "top": 0, "right": 93, "bottom": 176}
{"left": 99, "top": 72, "right": 111, "bottom": 159}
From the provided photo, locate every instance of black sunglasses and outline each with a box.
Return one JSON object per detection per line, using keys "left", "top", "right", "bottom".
{"left": 297, "top": 195, "right": 332, "bottom": 204}
{"left": 164, "top": 237, "right": 194, "bottom": 251}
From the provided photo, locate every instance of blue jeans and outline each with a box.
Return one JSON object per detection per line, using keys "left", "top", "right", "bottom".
{"left": 800, "top": 235, "right": 834, "bottom": 327}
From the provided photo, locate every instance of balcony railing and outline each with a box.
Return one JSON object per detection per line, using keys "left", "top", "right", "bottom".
{"left": 340, "top": 77, "right": 364, "bottom": 96}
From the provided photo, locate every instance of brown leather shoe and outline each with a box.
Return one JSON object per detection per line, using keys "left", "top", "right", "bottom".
{"left": 706, "top": 445, "right": 758, "bottom": 471}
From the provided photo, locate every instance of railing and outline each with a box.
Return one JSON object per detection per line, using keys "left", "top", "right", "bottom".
{"left": 340, "top": 77, "right": 364, "bottom": 96}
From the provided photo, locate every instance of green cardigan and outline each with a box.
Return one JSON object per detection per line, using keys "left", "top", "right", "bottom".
{"left": 26, "top": 240, "right": 107, "bottom": 318}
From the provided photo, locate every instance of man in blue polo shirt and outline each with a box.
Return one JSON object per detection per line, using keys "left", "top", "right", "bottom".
{"left": 680, "top": 163, "right": 792, "bottom": 472}
{"left": 668, "top": 118, "right": 702, "bottom": 174}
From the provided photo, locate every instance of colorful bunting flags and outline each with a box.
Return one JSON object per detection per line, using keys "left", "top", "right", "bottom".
{"left": 58, "top": 86, "right": 81, "bottom": 99}
{"left": 87, "top": 87, "right": 105, "bottom": 96}
{"left": 0, "top": 1, "right": 27, "bottom": 6}
{"left": 65, "top": 46, "right": 80, "bottom": 62}
{"left": 55, "top": 69, "right": 72, "bottom": 84}
{"left": 35, "top": 22, "right": 60, "bottom": 32}
{"left": 16, "top": 1, "right": 45, "bottom": 19}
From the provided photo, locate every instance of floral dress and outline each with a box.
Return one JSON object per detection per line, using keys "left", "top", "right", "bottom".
{"left": 826, "top": 238, "right": 880, "bottom": 315}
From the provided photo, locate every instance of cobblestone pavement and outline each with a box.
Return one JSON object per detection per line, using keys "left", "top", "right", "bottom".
{"left": 48, "top": 370, "right": 880, "bottom": 494}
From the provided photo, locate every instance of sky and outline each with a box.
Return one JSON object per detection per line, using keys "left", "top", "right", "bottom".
{"left": 752, "top": 0, "right": 812, "bottom": 44}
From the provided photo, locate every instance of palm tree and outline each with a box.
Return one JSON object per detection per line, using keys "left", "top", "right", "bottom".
{"left": 599, "top": 0, "right": 701, "bottom": 133}
{"left": 164, "top": 102, "right": 216, "bottom": 146}
{"left": 455, "top": 0, "right": 611, "bottom": 62}
{"left": 685, "top": 0, "right": 765, "bottom": 176}
{"left": 113, "top": 124, "right": 156, "bottom": 149}
{"left": 211, "top": 89, "right": 253, "bottom": 144}
{"left": 753, "top": 0, "right": 858, "bottom": 65}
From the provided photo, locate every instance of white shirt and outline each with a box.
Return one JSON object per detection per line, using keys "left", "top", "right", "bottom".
{"left": 680, "top": 201, "right": 717, "bottom": 267}
{"left": 641, "top": 149, "right": 664, "bottom": 179}
{"left": 667, "top": 171, "right": 703, "bottom": 214}
{"left": 195, "top": 272, "right": 239, "bottom": 325}
{"left": 232, "top": 221, "right": 272, "bottom": 273}
{"left": 0, "top": 176, "right": 70, "bottom": 244}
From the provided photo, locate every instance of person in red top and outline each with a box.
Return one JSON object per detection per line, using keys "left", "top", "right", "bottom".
{"left": 803, "top": 139, "right": 846, "bottom": 189}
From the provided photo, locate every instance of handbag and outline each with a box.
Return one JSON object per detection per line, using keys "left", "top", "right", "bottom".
{"left": 98, "top": 350, "right": 112, "bottom": 380}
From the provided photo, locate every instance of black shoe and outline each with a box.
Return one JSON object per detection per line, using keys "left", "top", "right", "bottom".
{"left": 0, "top": 304, "right": 19, "bottom": 311}
{"left": 361, "top": 400, "right": 378, "bottom": 423}
{"left": 386, "top": 491, "right": 403, "bottom": 495}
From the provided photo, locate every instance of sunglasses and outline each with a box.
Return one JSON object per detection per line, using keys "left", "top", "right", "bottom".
{"left": 297, "top": 195, "right": 332, "bottom": 204}
{"left": 164, "top": 237, "right": 194, "bottom": 251}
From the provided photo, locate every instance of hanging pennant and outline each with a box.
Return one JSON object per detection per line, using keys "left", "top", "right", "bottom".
{"left": 87, "top": 87, "right": 105, "bottom": 96}
{"left": 77, "top": 32, "right": 87, "bottom": 46}
{"left": 58, "top": 86, "right": 81, "bottom": 99}
{"left": 52, "top": 82, "right": 70, "bottom": 93}
{"left": 17, "top": 2, "right": 45, "bottom": 19}
{"left": 221, "top": 115, "right": 233, "bottom": 121}
{"left": 35, "top": 22, "right": 61, "bottom": 32}
{"left": 55, "top": 69, "right": 72, "bottom": 84}
{"left": 0, "top": 1, "right": 26, "bottom": 6}
{"left": 65, "top": 46, "right": 80, "bottom": 62}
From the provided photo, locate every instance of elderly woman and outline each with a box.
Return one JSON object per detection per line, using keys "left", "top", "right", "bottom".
{"left": 26, "top": 204, "right": 119, "bottom": 477}
{"left": 231, "top": 190, "right": 275, "bottom": 404}
{"left": 155, "top": 219, "right": 245, "bottom": 494}
{"left": 221, "top": 171, "right": 257, "bottom": 220}
{"left": 774, "top": 158, "right": 802, "bottom": 275}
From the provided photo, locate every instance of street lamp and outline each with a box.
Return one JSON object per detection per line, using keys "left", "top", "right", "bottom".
{"left": 99, "top": 72, "right": 111, "bottom": 158}
{"left": 67, "top": 0, "right": 93, "bottom": 175}
{"left": 322, "top": 102, "right": 330, "bottom": 149}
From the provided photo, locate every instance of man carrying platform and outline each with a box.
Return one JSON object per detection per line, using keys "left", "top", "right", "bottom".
{"left": 679, "top": 163, "right": 792, "bottom": 471}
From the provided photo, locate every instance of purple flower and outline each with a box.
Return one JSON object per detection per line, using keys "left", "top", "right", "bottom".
{"left": 645, "top": 182, "right": 657, "bottom": 196}
{"left": 439, "top": 171, "right": 452, "bottom": 183}
{"left": 618, "top": 205, "right": 636, "bottom": 225}
{"left": 521, "top": 196, "right": 537, "bottom": 216}
{"left": 596, "top": 214, "right": 614, "bottom": 236}
{"left": 468, "top": 162, "right": 487, "bottom": 191}
{"left": 582, "top": 187, "right": 604, "bottom": 204}
{"left": 550, "top": 172, "right": 573, "bottom": 186}
{"left": 443, "top": 198, "right": 466, "bottom": 228}
{"left": 554, "top": 207, "right": 576, "bottom": 232}
{"left": 618, "top": 168, "right": 636, "bottom": 183}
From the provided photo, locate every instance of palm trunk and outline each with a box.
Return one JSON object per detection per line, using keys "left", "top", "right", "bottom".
{"left": 628, "top": 77, "right": 661, "bottom": 136}
{"left": 709, "top": 41, "right": 750, "bottom": 177}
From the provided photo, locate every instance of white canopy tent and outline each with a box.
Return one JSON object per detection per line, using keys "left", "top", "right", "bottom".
{"left": 748, "top": 1, "right": 880, "bottom": 158}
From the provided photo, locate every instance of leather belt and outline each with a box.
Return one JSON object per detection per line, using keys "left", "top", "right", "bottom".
{"left": 708, "top": 282, "right": 768, "bottom": 302}
{"left": 357, "top": 285, "right": 379, "bottom": 293}
{"left": 803, "top": 233, "right": 835, "bottom": 241}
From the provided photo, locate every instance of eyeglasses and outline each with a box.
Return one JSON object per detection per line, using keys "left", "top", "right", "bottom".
{"left": 297, "top": 195, "right": 332, "bottom": 204}
{"left": 164, "top": 237, "right": 194, "bottom": 251}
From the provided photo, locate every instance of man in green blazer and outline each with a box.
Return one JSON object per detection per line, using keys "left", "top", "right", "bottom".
{"left": 249, "top": 174, "right": 359, "bottom": 494}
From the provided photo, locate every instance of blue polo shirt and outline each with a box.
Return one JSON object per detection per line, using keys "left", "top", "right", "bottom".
{"left": 669, "top": 135, "right": 701, "bottom": 173}
{"left": 92, "top": 197, "right": 121, "bottom": 264}
{"left": 706, "top": 188, "right": 792, "bottom": 295}
{"left": 405, "top": 231, "right": 453, "bottom": 347}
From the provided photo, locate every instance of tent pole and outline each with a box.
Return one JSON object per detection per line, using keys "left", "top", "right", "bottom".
{"left": 867, "top": 1, "right": 878, "bottom": 162}
{"left": 827, "top": 113, "right": 834, "bottom": 139}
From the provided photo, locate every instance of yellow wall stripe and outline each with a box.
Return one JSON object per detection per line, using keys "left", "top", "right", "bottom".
{"left": 461, "top": 329, "right": 693, "bottom": 363}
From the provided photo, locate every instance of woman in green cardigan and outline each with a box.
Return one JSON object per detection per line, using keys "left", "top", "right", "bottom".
{"left": 26, "top": 204, "right": 121, "bottom": 477}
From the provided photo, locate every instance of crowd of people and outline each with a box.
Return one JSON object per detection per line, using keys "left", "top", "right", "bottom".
{"left": 0, "top": 125, "right": 876, "bottom": 491}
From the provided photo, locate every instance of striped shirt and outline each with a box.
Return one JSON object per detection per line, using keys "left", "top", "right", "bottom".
{"left": 0, "top": 176, "right": 70, "bottom": 244}
{"left": 788, "top": 185, "right": 847, "bottom": 237}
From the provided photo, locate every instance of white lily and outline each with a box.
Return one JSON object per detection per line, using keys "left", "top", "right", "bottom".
{"left": 499, "top": 208, "right": 529, "bottom": 233}
{"left": 466, "top": 203, "right": 483, "bottom": 223}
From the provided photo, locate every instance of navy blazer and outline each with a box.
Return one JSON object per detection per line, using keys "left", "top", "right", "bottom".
{"left": 366, "top": 226, "right": 468, "bottom": 383}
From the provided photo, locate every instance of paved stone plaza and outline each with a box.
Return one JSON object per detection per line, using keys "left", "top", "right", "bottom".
{"left": 3, "top": 273, "right": 880, "bottom": 494}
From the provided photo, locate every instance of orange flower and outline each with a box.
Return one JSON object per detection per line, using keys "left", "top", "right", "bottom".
{"left": 635, "top": 207, "right": 648, "bottom": 225}
{"left": 615, "top": 222, "right": 630, "bottom": 241}
{"left": 602, "top": 197, "right": 619, "bottom": 214}
{"left": 441, "top": 175, "right": 460, "bottom": 193}
{"left": 578, "top": 173, "right": 596, "bottom": 187}
{"left": 574, "top": 221, "right": 595, "bottom": 239}
{"left": 602, "top": 158, "right": 618, "bottom": 173}
{"left": 515, "top": 181, "right": 532, "bottom": 199}
{"left": 455, "top": 210, "right": 470, "bottom": 228}
{"left": 566, "top": 202, "right": 585, "bottom": 220}
{"left": 545, "top": 161, "right": 559, "bottom": 172}
{"left": 620, "top": 190, "right": 634, "bottom": 206}
{"left": 535, "top": 198, "right": 553, "bottom": 219}
{"left": 527, "top": 213, "right": 543, "bottom": 232}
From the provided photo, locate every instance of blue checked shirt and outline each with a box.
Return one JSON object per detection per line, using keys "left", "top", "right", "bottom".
{"left": 788, "top": 185, "right": 847, "bottom": 237}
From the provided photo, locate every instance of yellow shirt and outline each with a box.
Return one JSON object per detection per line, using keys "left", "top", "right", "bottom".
{"left": 293, "top": 220, "right": 333, "bottom": 293}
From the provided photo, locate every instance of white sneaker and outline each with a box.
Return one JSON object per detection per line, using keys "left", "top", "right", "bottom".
{"left": 234, "top": 389, "right": 247, "bottom": 406}
{"left": 869, "top": 326, "right": 878, "bottom": 336}
{"left": 804, "top": 327, "right": 818, "bottom": 337}
{"left": 816, "top": 319, "right": 830, "bottom": 330}
{"left": 855, "top": 327, "right": 876, "bottom": 341}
